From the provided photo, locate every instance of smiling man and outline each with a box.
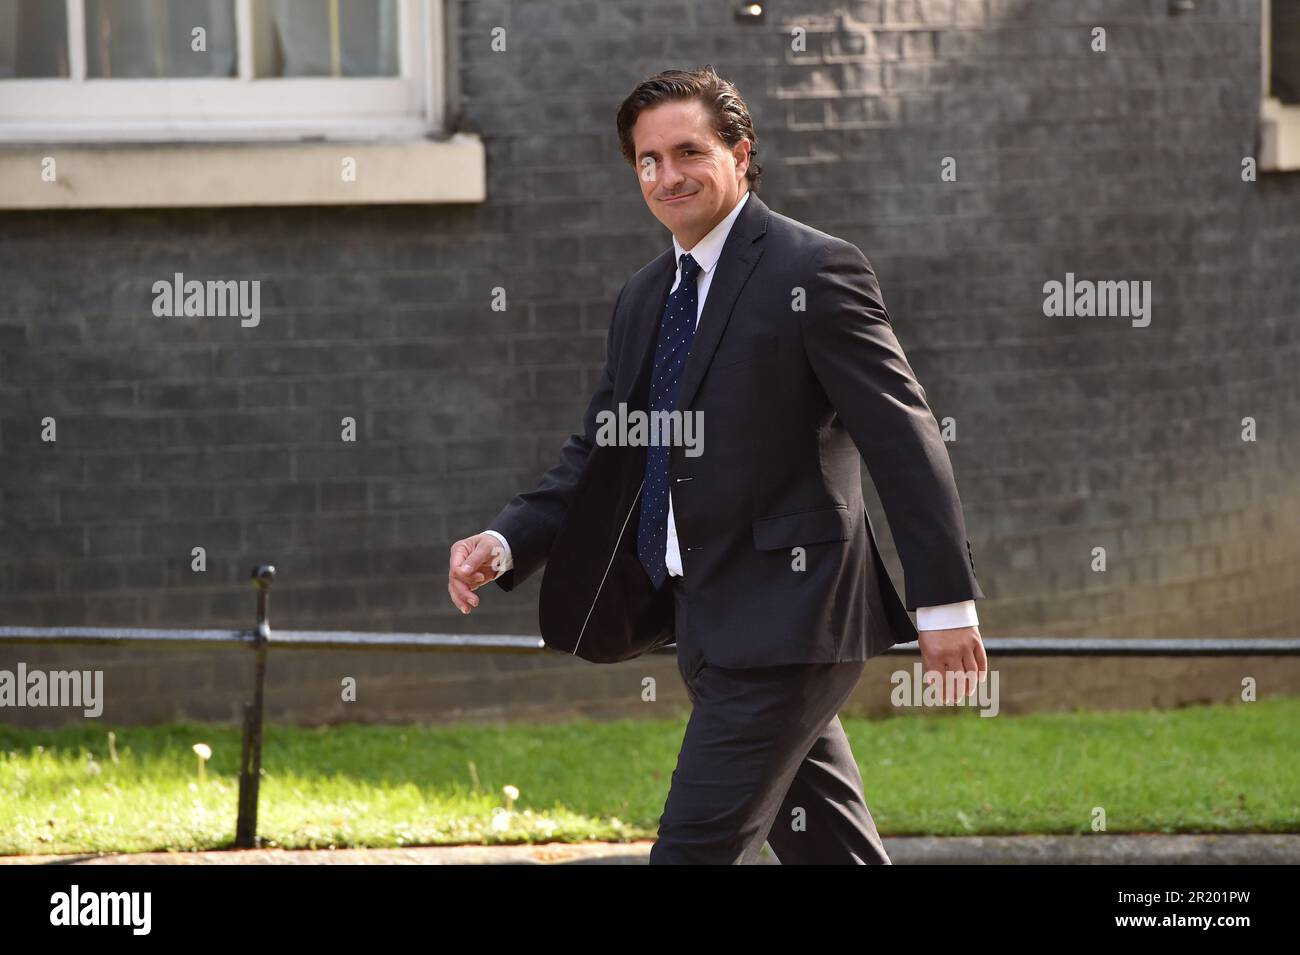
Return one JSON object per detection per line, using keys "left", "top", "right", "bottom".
{"left": 448, "top": 66, "right": 986, "bottom": 864}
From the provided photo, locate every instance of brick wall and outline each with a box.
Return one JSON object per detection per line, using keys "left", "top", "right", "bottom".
{"left": 3, "top": 0, "right": 1298, "bottom": 727}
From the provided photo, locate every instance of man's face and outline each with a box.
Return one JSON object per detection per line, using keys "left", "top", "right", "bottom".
{"left": 631, "top": 98, "right": 750, "bottom": 249}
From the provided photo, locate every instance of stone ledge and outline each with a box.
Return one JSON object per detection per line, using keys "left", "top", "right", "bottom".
{"left": 0, "top": 135, "right": 486, "bottom": 210}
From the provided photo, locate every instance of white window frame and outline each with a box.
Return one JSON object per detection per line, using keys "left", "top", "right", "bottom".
{"left": 0, "top": 0, "right": 445, "bottom": 143}
{"left": 1261, "top": 0, "right": 1300, "bottom": 172}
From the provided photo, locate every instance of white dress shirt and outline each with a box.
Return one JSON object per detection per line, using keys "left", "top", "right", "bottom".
{"left": 481, "top": 189, "right": 978, "bottom": 631}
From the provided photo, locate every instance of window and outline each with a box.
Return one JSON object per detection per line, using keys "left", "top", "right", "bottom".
{"left": 0, "top": 0, "right": 444, "bottom": 142}
{"left": 1262, "top": 0, "right": 1300, "bottom": 171}
{"left": 1268, "top": 0, "right": 1300, "bottom": 105}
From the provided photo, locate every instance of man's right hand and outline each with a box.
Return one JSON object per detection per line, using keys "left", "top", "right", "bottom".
{"left": 447, "top": 534, "right": 504, "bottom": 614}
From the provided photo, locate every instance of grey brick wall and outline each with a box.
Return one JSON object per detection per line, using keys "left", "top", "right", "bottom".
{"left": 3, "top": 0, "right": 1298, "bottom": 727}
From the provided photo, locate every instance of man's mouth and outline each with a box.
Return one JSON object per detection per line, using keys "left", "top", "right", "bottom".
{"left": 662, "top": 192, "right": 695, "bottom": 203}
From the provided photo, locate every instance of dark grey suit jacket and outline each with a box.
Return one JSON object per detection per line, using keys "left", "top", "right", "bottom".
{"left": 487, "top": 189, "right": 983, "bottom": 666}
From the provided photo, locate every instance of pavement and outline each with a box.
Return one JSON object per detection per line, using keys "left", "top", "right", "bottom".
{"left": 4, "top": 834, "right": 1298, "bottom": 865}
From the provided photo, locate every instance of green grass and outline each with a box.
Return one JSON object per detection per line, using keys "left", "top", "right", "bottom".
{"left": 2, "top": 696, "right": 1297, "bottom": 856}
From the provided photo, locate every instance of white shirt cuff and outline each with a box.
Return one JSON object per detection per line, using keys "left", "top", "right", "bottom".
{"left": 481, "top": 530, "right": 513, "bottom": 578}
{"left": 916, "top": 599, "right": 979, "bottom": 632}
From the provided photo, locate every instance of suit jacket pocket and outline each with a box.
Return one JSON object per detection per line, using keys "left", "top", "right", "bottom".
{"left": 710, "top": 335, "right": 777, "bottom": 371}
{"left": 752, "top": 504, "right": 852, "bottom": 550}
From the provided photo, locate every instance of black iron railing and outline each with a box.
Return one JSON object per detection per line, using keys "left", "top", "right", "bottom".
{"left": 3, "top": 563, "right": 1298, "bottom": 847}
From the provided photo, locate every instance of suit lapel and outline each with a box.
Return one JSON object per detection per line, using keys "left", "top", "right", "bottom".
{"left": 617, "top": 250, "right": 675, "bottom": 408}
{"left": 616, "top": 190, "right": 772, "bottom": 411}
{"left": 676, "top": 191, "right": 769, "bottom": 413}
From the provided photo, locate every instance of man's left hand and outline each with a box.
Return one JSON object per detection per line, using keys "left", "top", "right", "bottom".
{"left": 917, "top": 626, "right": 987, "bottom": 703}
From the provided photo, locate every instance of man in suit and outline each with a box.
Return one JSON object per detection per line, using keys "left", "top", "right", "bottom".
{"left": 447, "top": 66, "right": 987, "bottom": 864}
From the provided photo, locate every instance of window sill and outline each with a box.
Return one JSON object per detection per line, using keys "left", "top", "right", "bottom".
{"left": 0, "top": 134, "right": 485, "bottom": 209}
{"left": 1260, "top": 98, "right": 1300, "bottom": 172}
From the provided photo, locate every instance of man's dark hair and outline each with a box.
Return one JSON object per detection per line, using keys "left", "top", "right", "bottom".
{"left": 616, "top": 65, "right": 763, "bottom": 192}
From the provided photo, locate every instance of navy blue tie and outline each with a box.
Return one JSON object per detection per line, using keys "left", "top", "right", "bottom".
{"left": 637, "top": 252, "right": 703, "bottom": 589}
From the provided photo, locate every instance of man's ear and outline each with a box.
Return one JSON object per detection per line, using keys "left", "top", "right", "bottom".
{"left": 733, "top": 139, "right": 751, "bottom": 179}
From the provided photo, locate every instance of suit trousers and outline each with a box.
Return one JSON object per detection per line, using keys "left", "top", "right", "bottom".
{"left": 648, "top": 576, "right": 892, "bottom": 865}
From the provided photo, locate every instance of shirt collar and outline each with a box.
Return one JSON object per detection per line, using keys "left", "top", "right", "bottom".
{"left": 671, "top": 189, "right": 751, "bottom": 278}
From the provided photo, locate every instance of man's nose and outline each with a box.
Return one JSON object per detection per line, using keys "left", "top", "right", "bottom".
{"left": 659, "top": 159, "right": 685, "bottom": 190}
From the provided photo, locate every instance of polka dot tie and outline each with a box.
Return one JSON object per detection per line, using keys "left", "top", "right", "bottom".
{"left": 636, "top": 252, "right": 702, "bottom": 589}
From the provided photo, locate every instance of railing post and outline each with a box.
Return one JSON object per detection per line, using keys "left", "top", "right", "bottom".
{"left": 235, "top": 564, "right": 274, "bottom": 849}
